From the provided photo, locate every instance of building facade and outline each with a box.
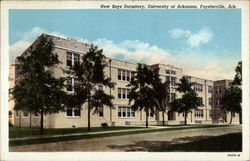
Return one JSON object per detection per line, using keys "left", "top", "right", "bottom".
{"left": 13, "top": 33, "right": 240, "bottom": 128}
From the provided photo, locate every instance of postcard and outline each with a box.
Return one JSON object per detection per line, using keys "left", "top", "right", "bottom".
{"left": 1, "top": 0, "right": 249, "bottom": 161}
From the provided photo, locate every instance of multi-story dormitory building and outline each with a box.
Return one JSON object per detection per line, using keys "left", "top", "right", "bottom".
{"left": 13, "top": 33, "right": 240, "bottom": 128}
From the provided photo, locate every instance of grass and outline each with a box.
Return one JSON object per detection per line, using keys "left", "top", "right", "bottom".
{"left": 9, "top": 124, "right": 230, "bottom": 146}
{"left": 149, "top": 133, "right": 242, "bottom": 152}
{"left": 9, "top": 126, "right": 143, "bottom": 138}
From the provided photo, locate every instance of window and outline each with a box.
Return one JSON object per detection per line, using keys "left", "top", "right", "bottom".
{"left": 215, "top": 99, "right": 220, "bottom": 106}
{"left": 99, "top": 106, "right": 104, "bottom": 117}
{"left": 218, "top": 87, "right": 222, "bottom": 93}
{"left": 170, "top": 77, "right": 176, "bottom": 86}
{"left": 208, "top": 86, "right": 212, "bottom": 93}
{"left": 118, "top": 107, "right": 135, "bottom": 118}
{"left": 214, "top": 87, "right": 218, "bottom": 93}
{"left": 74, "top": 53, "right": 80, "bottom": 65}
{"left": 118, "top": 88, "right": 130, "bottom": 99}
{"left": 171, "top": 70, "right": 176, "bottom": 75}
{"left": 23, "top": 111, "right": 28, "bottom": 118}
{"left": 67, "top": 77, "right": 73, "bottom": 91}
{"left": 126, "top": 71, "right": 130, "bottom": 81}
{"left": 67, "top": 52, "right": 80, "bottom": 66}
{"left": 67, "top": 52, "right": 72, "bottom": 66}
{"left": 195, "top": 110, "right": 203, "bottom": 118}
{"left": 170, "top": 93, "right": 176, "bottom": 102}
{"left": 118, "top": 69, "right": 133, "bottom": 82}
{"left": 122, "top": 70, "right": 126, "bottom": 81}
{"left": 118, "top": 88, "right": 122, "bottom": 98}
{"left": 122, "top": 89, "right": 126, "bottom": 99}
{"left": 118, "top": 69, "right": 121, "bottom": 80}
{"left": 209, "top": 98, "right": 212, "bottom": 105}
{"left": 118, "top": 107, "right": 122, "bottom": 117}
{"left": 147, "top": 109, "right": 154, "bottom": 117}
{"left": 67, "top": 77, "right": 78, "bottom": 92}
{"left": 166, "top": 70, "right": 176, "bottom": 75}
{"left": 66, "top": 107, "right": 81, "bottom": 117}
{"left": 194, "top": 84, "right": 202, "bottom": 92}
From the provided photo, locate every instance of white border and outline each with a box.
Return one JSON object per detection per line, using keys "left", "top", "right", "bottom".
{"left": 1, "top": 1, "right": 249, "bottom": 161}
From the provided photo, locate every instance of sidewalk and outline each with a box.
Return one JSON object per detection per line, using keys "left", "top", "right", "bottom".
{"left": 9, "top": 124, "right": 231, "bottom": 141}
{"left": 9, "top": 126, "right": 157, "bottom": 141}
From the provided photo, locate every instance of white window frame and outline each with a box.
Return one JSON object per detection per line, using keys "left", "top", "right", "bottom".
{"left": 117, "top": 87, "right": 130, "bottom": 100}
{"left": 66, "top": 76, "right": 79, "bottom": 93}
{"left": 65, "top": 107, "right": 81, "bottom": 118}
{"left": 208, "top": 98, "right": 212, "bottom": 105}
{"left": 66, "top": 52, "right": 80, "bottom": 66}
{"left": 195, "top": 110, "right": 203, "bottom": 118}
{"left": 118, "top": 106, "right": 135, "bottom": 118}
{"left": 147, "top": 109, "right": 154, "bottom": 118}
{"left": 117, "top": 69, "right": 132, "bottom": 82}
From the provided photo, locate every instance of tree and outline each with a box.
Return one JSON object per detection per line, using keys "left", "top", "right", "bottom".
{"left": 10, "top": 35, "right": 66, "bottom": 135}
{"left": 152, "top": 79, "right": 170, "bottom": 126}
{"left": 233, "top": 61, "right": 242, "bottom": 86}
{"left": 222, "top": 60, "right": 242, "bottom": 124}
{"left": 221, "top": 86, "right": 242, "bottom": 124}
{"left": 128, "top": 64, "right": 159, "bottom": 128}
{"left": 170, "top": 76, "right": 203, "bottom": 125}
{"left": 68, "top": 45, "right": 115, "bottom": 131}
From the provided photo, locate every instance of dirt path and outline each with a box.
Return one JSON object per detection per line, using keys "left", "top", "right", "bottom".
{"left": 10, "top": 125, "right": 241, "bottom": 152}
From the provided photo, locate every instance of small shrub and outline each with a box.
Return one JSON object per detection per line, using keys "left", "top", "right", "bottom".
{"left": 101, "top": 122, "right": 108, "bottom": 128}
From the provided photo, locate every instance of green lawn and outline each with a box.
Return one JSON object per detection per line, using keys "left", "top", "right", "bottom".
{"left": 149, "top": 133, "right": 242, "bottom": 152}
{"left": 9, "top": 124, "right": 231, "bottom": 146}
{"left": 9, "top": 126, "right": 143, "bottom": 138}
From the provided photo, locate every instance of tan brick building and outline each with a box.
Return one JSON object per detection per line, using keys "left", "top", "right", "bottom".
{"left": 13, "top": 33, "right": 240, "bottom": 128}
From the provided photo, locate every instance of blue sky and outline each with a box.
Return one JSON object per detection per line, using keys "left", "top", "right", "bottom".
{"left": 9, "top": 9, "right": 241, "bottom": 80}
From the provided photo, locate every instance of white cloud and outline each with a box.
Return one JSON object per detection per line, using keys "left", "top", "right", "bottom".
{"left": 10, "top": 27, "right": 237, "bottom": 80}
{"left": 93, "top": 39, "right": 171, "bottom": 65}
{"left": 168, "top": 27, "right": 213, "bottom": 48}
{"left": 9, "top": 27, "right": 69, "bottom": 63}
{"left": 187, "top": 27, "right": 213, "bottom": 48}
{"left": 168, "top": 29, "right": 191, "bottom": 39}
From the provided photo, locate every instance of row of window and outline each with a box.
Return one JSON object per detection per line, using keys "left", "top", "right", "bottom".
{"left": 194, "top": 110, "right": 204, "bottom": 118}
{"left": 67, "top": 52, "right": 80, "bottom": 66}
{"left": 118, "top": 69, "right": 135, "bottom": 81}
{"left": 16, "top": 111, "right": 38, "bottom": 118}
{"left": 194, "top": 83, "right": 203, "bottom": 92}
{"left": 118, "top": 107, "right": 135, "bottom": 118}
{"left": 165, "top": 76, "right": 176, "bottom": 86}
{"left": 66, "top": 77, "right": 78, "bottom": 91}
{"left": 214, "top": 87, "right": 222, "bottom": 94}
{"left": 66, "top": 106, "right": 104, "bottom": 117}
{"left": 118, "top": 88, "right": 131, "bottom": 99}
{"left": 215, "top": 99, "right": 221, "bottom": 106}
{"left": 166, "top": 70, "right": 176, "bottom": 75}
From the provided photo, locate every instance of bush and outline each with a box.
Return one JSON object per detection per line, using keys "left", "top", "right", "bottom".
{"left": 101, "top": 122, "right": 108, "bottom": 128}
